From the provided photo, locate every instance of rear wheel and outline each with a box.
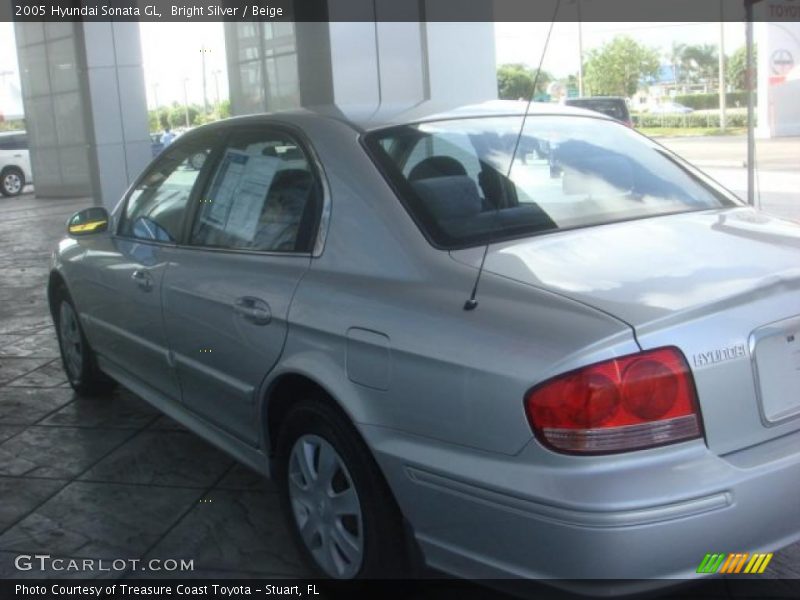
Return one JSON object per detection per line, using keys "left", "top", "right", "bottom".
{"left": 1, "top": 167, "right": 24, "bottom": 197}
{"left": 54, "top": 289, "right": 115, "bottom": 396}
{"left": 276, "top": 397, "right": 408, "bottom": 579}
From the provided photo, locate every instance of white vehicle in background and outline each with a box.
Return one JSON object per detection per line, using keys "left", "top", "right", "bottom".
{"left": 649, "top": 102, "right": 694, "bottom": 115}
{"left": 0, "top": 130, "right": 32, "bottom": 197}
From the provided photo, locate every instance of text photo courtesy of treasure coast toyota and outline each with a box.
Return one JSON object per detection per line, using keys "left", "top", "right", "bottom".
{"left": 48, "top": 99, "right": 800, "bottom": 591}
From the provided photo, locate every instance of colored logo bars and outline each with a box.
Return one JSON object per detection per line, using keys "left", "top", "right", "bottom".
{"left": 697, "top": 552, "right": 773, "bottom": 574}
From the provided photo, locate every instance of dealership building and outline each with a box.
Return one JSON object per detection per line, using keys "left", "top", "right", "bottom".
{"left": 9, "top": 1, "right": 800, "bottom": 206}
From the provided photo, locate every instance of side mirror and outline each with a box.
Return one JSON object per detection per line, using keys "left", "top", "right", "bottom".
{"left": 67, "top": 207, "right": 109, "bottom": 236}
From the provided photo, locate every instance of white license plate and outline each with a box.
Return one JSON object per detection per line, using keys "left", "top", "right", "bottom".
{"left": 752, "top": 316, "right": 800, "bottom": 424}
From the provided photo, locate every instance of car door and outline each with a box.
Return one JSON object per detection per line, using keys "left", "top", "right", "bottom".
{"left": 162, "top": 125, "right": 323, "bottom": 445}
{"left": 82, "top": 132, "right": 220, "bottom": 401}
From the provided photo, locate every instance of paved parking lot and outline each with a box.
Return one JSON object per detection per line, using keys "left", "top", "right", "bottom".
{"left": 0, "top": 194, "right": 307, "bottom": 580}
{"left": 0, "top": 191, "right": 798, "bottom": 586}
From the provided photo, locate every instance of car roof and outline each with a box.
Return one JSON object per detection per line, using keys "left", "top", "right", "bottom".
{"left": 200, "top": 100, "right": 612, "bottom": 135}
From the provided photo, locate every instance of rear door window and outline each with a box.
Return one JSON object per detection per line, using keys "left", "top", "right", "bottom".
{"left": 189, "top": 128, "right": 323, "bottom": 253}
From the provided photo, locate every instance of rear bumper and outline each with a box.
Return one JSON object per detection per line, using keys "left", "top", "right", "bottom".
{"left": 362, "top": 425, "right": 800, "bottom": 592}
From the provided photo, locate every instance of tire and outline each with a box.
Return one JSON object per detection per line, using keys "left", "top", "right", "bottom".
{"left": 276, "top": 397, "right": 409, "bottom": 579}
{"left": 1, "top": 167, "right": 25, "bottom": 197}
{"left": 189, "top": 152, "right": 206, "bottom": 170}
{"left": 53, "top": 288, "right": 115, "bottom": 396}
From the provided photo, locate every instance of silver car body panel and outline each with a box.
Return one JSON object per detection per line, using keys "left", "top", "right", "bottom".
{"left": 49, "top": 102, "right": 800, "bottom": 586}
{"left": 451, "top": 208, "right": 800, "bottom": 454}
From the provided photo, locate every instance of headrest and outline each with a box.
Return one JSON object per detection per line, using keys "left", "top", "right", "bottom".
{"left": 411, "top": 175, "right": 483, "bottom": 221}
{"left": 270, "top": 169, "right": 313, "bottom": 190}
{"left": 408, "top": 155, "right": 468, "bottom": 181}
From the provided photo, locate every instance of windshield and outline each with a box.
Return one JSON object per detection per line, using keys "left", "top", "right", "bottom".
{"left": 365, "top": 115, "right": 740, "bottom": 249}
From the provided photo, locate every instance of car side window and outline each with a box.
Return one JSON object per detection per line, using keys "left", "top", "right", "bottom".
{"left": 189, "top": 128, "right": 322, "bottom": 253}
{"left": 119, "top": 137, "right": 215, "bottom": 242}
{"left": 0, "top": 135, "right": 27, "bottom": 151}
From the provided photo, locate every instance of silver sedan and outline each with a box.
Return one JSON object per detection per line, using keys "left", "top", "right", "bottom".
{"left": 48, "top": 101, "right": 800, "bottom": 591}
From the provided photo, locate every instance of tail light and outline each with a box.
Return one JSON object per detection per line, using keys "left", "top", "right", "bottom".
{"left": 524, "top": 347, "right": 703, "bottom": 454}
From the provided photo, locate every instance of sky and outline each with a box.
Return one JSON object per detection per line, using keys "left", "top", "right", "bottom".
{"left": 139, "top": 22, "right": 228, "bottom": 109}
{"left": 0, "top": 21, "right": 749, "bottom": 116}
{"left": 494, "top": 21, "right": 747, "bottom": 77}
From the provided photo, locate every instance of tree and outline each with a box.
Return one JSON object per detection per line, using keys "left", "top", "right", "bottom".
{"left": 497, "top": 63, "right": 552, "bottom": 100}
{"left": 668, "top": 42, "right": 687, "bottom": 84}
{"left": 727, "top": 44, "right": 757, "bottom": 91}
{"left": 680, "top": 44, "right": 719, "bottom": 83}
{"left": 583, "top": 36, "right": 660, "bottom": 97}
{"left": 218, "top": 99, "right": 231, "bottom": 119}
{"left": 167, "top": 102, "right": 200, "bottom": 128}
{"left": 148, "top": 109, "right": 172, "bottom": 133}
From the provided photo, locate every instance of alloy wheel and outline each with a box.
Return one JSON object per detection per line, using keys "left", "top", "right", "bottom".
{"left": 3, "top": 172, "right": 22, "bottom": 195}
{"left": 287, "top": 434, "right": 364, "bottom": 578}
{"left": 59, "top": 301, "right": 83, "bottom": 380}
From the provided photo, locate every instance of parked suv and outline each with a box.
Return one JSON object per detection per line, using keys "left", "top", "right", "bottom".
{"left": 0, "top": 130, "right": 32, "bottom": 197}
{"left": 564, "top": 96, "right": 632, "bottom": 127}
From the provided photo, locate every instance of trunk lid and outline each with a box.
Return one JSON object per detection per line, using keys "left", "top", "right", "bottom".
{"left": 452, "top": 208, "right": 800, "bottom": 454}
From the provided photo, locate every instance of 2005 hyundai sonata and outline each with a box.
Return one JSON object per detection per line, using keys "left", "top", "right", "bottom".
{"left": 49, "top": 101, "right": 800, "bottom": 587}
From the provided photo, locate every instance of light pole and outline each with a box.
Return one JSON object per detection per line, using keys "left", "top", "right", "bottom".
{"left": 213, "top": 69, "right": 221, "bottom": 109}
{"left": 577, "top": 1, "right": 584, "bottom": 97}
{"left": 718, "top": 6, "right": 726, "bottom": 132}
{"left": 182, "top": 77, "right": 190, "bottom": 128}
{"left": 200, "top": 45, "right": 211, "bottom": 115}
{"left": 745, "top": 1, "right": 755, "bottom": 207}
{"left": 152, "top": 82, "right": 159, "bottom": 111}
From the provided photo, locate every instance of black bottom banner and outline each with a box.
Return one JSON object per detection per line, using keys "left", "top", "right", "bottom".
{"left": 3, "top": 578, "right": 800, "bottom": 600}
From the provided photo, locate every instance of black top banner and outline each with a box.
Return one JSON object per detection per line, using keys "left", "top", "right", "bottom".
{"left": 2, "top": 0, "right": 800, "bottom": 23}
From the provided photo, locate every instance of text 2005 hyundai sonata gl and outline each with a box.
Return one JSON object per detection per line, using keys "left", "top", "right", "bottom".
{"left": 49, "top": 101, "right": 800, "bottom": 587}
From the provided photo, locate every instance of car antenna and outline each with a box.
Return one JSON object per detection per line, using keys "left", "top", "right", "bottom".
{"left": 464, "top": 1, "right": 561, "bottom": 311}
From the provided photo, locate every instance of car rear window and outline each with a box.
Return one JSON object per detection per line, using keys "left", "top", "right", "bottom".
{"left": 364, "top": 115, "right": 739, "bottom": 249}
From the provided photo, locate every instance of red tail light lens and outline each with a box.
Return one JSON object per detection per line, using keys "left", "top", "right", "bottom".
{"left": 524, "top": 347, "right": 703, "bottom": 454}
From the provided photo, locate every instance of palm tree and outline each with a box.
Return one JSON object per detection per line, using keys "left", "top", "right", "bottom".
{"left": 681, "top": 44, "right": 719, "bottom": 84}
{"left": 669, "top": 42, "right": 687, "bottom": 84}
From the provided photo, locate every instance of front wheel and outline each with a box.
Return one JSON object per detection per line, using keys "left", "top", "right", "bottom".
{"left": 276, "top": 398, "right": 409, "bottom": 579}
{"left": 54, "top": 291, "right": 115, "bottom": 396}
{"left": 1, "top": 167, "right": 24, "bottom": 197}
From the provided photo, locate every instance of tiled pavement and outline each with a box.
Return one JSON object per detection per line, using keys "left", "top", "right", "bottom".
{"left": 0, "top": 193, "right": 306, "bottom": 580}
{"left": 0, "top": 192, "right": 798, "bottom": 586}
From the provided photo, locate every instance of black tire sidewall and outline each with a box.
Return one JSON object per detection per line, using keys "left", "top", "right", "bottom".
{"left": 53, "top": 290, "right": 113, "bottom": 395}
{"left": 55, "top": 295, "right": 90, "bottom": 388}
{"left": 1, "top": 168, "right": 24, "bottom": 197}
{"left": 275, "top": 399, "right": 407, "bottom": 579}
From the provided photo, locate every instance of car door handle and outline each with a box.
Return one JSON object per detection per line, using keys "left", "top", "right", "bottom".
{"left": 234, "top": 296, "right": 272, "bottom": 325}
{"left": 131, "top": 269, "right": 154, "bottom": 292}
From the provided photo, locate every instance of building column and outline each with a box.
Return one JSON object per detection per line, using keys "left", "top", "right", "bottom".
{"left": 224, "top": 0, "right": 497, "bottom": 118}
{"left": 14, "top": 21, "right": 151, "bottom": 208}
